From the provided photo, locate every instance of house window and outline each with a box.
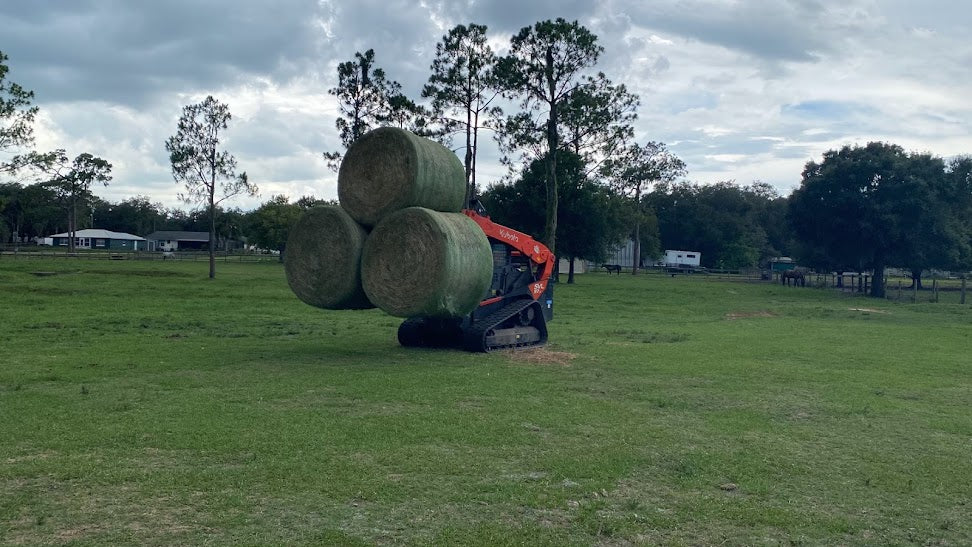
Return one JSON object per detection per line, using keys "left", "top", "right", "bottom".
{"left": 95, "top": 239, "right": 106, "bottom": 247}
{"left": 686, "top": 254, "right": 696, "bottom": 258}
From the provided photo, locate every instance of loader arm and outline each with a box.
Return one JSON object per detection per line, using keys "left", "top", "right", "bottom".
{"left": 461, "top": 208, "right": 555, "bottom": 302}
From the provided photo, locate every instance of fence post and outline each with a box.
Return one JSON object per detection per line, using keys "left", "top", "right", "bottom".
{"left": 962, "top": 276, "right": 967, "bottom": 305}
{"left": 913, "top": 278, "right": 918, "bottom": 304}
{"left": 933, "top": 278, "right": 938, "bottom": 303}
{"left": 897, "top": 280, "right": 901, "bottom": 301}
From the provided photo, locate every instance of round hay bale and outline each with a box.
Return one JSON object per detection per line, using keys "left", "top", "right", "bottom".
{"left": 284, "top": 205, "right": 374, "bottom": 310}
{"left": 361, "top": 207, "right": 492, "bottom": 318}
{"left": 338, "top": 127, "right": 466, "bottom": 227}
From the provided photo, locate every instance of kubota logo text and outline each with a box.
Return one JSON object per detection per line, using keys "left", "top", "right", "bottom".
{"left": 499, "top": 229, "right": 519, "bottom": 243}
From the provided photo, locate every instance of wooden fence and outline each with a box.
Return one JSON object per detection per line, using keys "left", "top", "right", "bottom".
{"left": 0, "top": 248, "right": 280, "bottom": 263}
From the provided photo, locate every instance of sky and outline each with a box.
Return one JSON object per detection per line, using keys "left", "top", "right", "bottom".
{"left": 2, "top": 0, "right": 971, "bottom": 211}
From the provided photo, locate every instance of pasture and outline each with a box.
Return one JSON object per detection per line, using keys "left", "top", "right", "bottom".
{"left": 1, "top": 259, "right": 969, "bottom": 545}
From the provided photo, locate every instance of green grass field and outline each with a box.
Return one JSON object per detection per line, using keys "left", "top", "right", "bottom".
{"left": 1, "top": 259, "right": 969, "bottom": 545}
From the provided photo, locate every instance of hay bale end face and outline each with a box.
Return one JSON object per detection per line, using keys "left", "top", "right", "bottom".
{"left": 338, "top": 127, "right": 466, "bottom": 227}
{"left": 361, "top": 207, "right": 493, "bottom": 318}
{"left": 284, "top": 206, "right": 374, "bottom": 310}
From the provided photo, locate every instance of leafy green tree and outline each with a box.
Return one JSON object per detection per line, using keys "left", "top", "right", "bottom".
{"left": 385, "top": 94, "right": 425, "bottom": 131}
{"left": 246, "top": 195, "right": 302, "bottom": 261}
{"left": 0, "top": 182, "right": 19, "bottom": 242}
{"left": 0, "top": 51, "right": 39, "bottom": 176}
{"left": 481, "top": 151, "right": 628, "bottom": 283}
{"left": 789, "top": 142, "right": 949, "bottom": 297}
{"left": 42, "top": 151, "right": 112, "bottom": 251}
{"left": 603, "top": 141, "right": 685, "bottom": 274}
{"left": 165, "top": 95, "right": 257, "bottom": 278}
{"left": 245, "top": 195, "right": 337, "bottom": 261}
{"left": 323, "top": 49, "right": 403, "bottom": 171}
{"left": 495, "top": 18, "right": 603, "bottom": 255}
{"left": 0, "top": 182, "right": 64, "bottom": 243}
{"left": 559, "top": 75, "right": 638, "bottom": 173}
{"left": 93, "top": 195, "right": 169, "bottom": 236}
{"left": 748, "top": 181, "right": 793, "bottom": 262}
{"left": 890, "top": 153, "right": 958, "bottom": 288}
{"left": 944, "top": 156, "right": 972, "bottom": 273}
{"left": 423, "top": 23, "right": 502, "bottom": 204}
{"left": 648, "top": 181, "right": 777, "bottom": 270}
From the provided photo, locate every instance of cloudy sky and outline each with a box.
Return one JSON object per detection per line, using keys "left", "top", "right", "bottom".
{"left": 2, "top": 0, "right": 970, "bottom": 210}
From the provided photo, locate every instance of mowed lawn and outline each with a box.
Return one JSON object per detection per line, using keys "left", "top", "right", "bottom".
{"left": 1, "top": 259, "right": 969, "bottom": 545}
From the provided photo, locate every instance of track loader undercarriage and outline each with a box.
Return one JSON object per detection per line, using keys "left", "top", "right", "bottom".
{"left": 397, "top": 206, "right": 555, "bottom": 352}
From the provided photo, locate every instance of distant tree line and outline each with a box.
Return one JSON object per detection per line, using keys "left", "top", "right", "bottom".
{"left": 0, "top": 186, "right": 329, "bottom": 256}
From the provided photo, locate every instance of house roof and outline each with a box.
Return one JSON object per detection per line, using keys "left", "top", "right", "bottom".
{"left": 47, "top": 229, "right": 145, "bottom": 240}
{"left": 145, "top": 231, "right": 210, "bottom": 242}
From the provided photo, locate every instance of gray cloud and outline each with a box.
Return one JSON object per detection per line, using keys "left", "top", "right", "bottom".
{"left": 4, "top": 0, "right": 971, "bottom": 209}
{"left": 622, "top": 0, "right": 843, "bottom": 62}
{"left": 0, "top": 0, "right": 325, "bottom": 106}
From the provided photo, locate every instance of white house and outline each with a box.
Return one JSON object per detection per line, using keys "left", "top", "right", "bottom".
{"left": 47, "top": 229, "right": 146, "bottom": 250}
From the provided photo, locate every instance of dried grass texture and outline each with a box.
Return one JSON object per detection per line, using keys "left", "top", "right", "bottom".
{"left": 338, "top": 127, "right": 466, "bottom": 227}
{"left": 361, "top": 207, "right": 492, "bottom": 318}
{"left": 284, "top": 206, "right": 374, "bottom": 310}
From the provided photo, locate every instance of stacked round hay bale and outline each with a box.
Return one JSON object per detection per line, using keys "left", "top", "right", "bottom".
{"left": 285, "top": 126, "right": 493, "bottom": 320}
{"left": 361, "top": 207, "right": 493, "bottom": 317}
{"left": 338, "top": 126, "right": 466, "bottom": 228}
{"left": 284, "top": 205, "right": 373, "bottom": 310}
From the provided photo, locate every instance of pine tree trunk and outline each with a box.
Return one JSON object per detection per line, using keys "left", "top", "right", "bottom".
{"left": 632, "top": 185, "right": 642, "bottom": 275}
{"left": 567, "top": 257, "right": 576, "bottom": 284}
{"left": 471, "top": 110, "right": 479, "bottom": 200}
{"left": 209, "top": 202, "right": 216, "bottom": 279}
{"left": 69, "top": 197, "right": 76, "bottom": 253}
{"left": 543, "top": 46, "right": 558, "bottom": 256}
{"left": 463, "top": 105, "right": 473, "bottom": 206}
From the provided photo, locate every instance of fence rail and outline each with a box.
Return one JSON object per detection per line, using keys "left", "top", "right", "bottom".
{"left": 0, "top": 248, "right": 281, "bottom": 263}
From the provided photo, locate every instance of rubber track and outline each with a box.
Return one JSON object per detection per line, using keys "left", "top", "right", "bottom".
{"left": 462, "top": 298, "right": 546, "bottom": 352}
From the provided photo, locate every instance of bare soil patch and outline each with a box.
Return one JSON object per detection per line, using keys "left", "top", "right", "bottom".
{"left": 849, "top": 307, "right": 890, "bottom": 314}
{"left": 505, "top": 347, "right": 577, "bottom": 366}
{"left": 724, "top": 310, "right": 779, "bottom": 320}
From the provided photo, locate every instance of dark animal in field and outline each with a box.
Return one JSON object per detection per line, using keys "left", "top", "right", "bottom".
{"left": 602, "top": 264, "right": 622, "bottom": 275}
{"left": 781, "top": 269, "right": 805, "bottom": 287}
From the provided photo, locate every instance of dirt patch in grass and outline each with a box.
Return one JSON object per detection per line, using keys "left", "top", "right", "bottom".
{"left": 849, "top": 307, "right": 890, "bottom": 314}
{"left": 86, "top": 268, "right": 193, "bottom": 278}
{"left": 505, "top": 348, "right": 577, "bottom": 366}
{"left": 724, "top": 310, "right": 779, "bottom": 320}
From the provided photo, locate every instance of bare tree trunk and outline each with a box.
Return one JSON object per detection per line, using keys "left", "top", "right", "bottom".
{"left": 69, "top": 197, "right": 77, "bottom": 253}
{"left": 543, "top": 47, "right": 559, "bottom": 256}
{"left": 471, "top": 109, "right": 479, "bottom": 201}
{"left": 463, "top": 104, "right": 473, "bottom": 206}
{"left": 208, "top": 197, "right": 216, "bottom": 279}
{"left": 567, "top": 257, "right": 576, "bottom": 284}
{"left": 632, "top": 185, "right": 642, "bottom": 276}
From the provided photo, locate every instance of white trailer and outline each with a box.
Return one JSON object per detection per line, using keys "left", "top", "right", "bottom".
{"left": 664, "top": 250, "right": 701, "bottom": 268}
